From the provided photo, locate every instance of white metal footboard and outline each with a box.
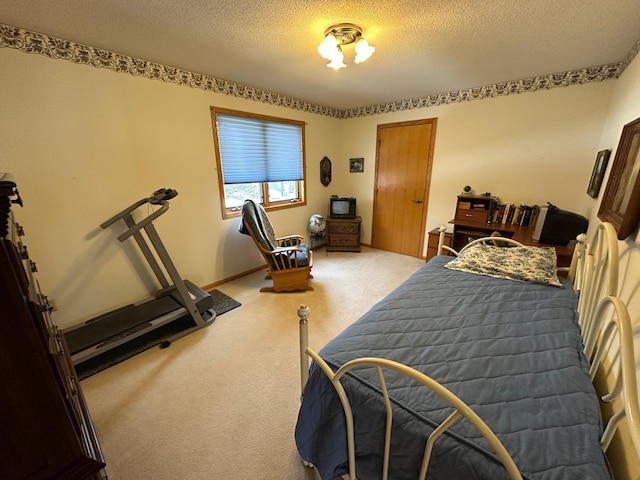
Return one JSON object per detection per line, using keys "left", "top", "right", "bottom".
{"left": 297, "top": 305, "right": 523, "bottom": 480}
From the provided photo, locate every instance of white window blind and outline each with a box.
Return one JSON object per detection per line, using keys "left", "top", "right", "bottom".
{"left": 216, "top": 113, "right": 303, "bottom": 184}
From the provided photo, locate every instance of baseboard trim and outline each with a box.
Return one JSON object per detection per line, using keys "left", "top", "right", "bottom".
{"left": 201, "top": 264, "right": 268, "bottom": 291}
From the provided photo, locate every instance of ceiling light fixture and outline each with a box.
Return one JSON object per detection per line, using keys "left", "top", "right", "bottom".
{"left": 317, "top": 23, "right": 375, "bottom": 70}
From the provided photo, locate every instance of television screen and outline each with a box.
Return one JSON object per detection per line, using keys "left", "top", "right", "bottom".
{"left": 332, "top": 200, "right": 350, "bottom": 215}
{"left": 330, "top": 197, "right": 356, "bottom": 218}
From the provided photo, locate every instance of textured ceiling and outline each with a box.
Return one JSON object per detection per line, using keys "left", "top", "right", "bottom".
{"left": 1, "top": 0, "right": 640, "bottom": 110}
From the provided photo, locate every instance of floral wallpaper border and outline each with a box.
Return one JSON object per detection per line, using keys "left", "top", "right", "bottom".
{"left": 1, "top": 23, "right": 637, "bottom": 119}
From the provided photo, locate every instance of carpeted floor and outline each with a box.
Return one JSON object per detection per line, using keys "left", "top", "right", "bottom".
{"left": 79, "top": 248, "right": 425, "bottom": 479}
{"left": 75, "top": 289, "right": 240, "bottom": 380}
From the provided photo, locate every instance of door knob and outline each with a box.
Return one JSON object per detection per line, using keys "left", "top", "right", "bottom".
{"left": 412, "top": 199, "right": 423, "bottom": 204}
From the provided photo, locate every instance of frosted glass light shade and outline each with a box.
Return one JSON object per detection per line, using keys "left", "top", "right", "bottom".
{"left": 318, "top": 35, "right": 339, "bottom": 60}
{"left": 327, "top": 50, "right": 346, "bottom": 69}
{"left": 354, "top": 38, "right": 375, "bottom": 64}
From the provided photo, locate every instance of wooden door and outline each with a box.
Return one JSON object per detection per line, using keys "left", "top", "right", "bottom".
{"left": 372, "top": 119, "right": 437, "bottom": 257}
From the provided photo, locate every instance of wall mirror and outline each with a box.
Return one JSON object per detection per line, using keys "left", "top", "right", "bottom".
{"left": 598, "top": 116, "right": 640, "bottom": 240}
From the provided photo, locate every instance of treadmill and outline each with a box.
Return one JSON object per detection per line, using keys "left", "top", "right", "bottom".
{"left": 63, "top": 188, "right": 215, "bottom": 366}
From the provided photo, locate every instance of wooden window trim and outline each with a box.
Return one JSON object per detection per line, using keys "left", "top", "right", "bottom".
{"left": 210, "top": 107, "right": 307, "bottom": 219}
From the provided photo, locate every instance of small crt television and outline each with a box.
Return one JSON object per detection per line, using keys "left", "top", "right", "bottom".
{"left": 329, "top": 196, "right": 357, "bottom": 219}
{"left": 533, "top": 203, "right": 588, "bottom": 245}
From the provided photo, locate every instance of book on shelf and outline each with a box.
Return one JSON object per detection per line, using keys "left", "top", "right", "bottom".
{"left": 511, "top": 205, "right": 521, "bottom": 225}
{"left": 491, "top": 204, "right": 506, "bottom": 223}
{"left": 489, "top": 202, "right": 540, "bottom": 227}
{"left": 528, "top": 205, "right": 541, "bottom": 228}
{"left": 501, "top": 204, "right": 511, "bottom": 224}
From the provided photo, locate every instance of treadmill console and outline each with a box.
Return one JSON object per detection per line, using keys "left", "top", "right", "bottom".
{"left": 150, "top": 188, "right": 178, "bottom": 204}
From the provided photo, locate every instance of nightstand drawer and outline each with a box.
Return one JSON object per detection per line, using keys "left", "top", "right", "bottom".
{"left": 328, "top": 222, "right": 360, "bottom": 234}
{"left": 328, "top": 234, "right": 359, "bottom": 247}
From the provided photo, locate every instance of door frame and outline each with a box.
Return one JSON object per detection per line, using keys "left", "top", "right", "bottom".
{"left": 372, "top": 118, "right": 438, "bottom": 258}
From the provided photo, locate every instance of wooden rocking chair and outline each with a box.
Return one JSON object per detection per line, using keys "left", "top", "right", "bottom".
{"left": 239, "top": 199, "right": 313, "bottom": 292}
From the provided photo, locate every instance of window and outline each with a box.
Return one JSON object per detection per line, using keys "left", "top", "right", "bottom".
{"left": 210, "top": 107, "right": 306, "bottom": 218}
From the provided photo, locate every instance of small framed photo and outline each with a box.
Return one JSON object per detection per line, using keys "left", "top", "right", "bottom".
{"left": 587, "top": 149, "right": 611, "bottom": 198}
{"left": 349, "top": 157, "right": 364, "bottom": 173}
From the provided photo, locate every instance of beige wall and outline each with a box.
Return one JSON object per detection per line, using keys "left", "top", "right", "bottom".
{"left": 341, "top": 82, "right": 614, "bottom": 246}
{"left": 586, "top": 48, "right": 640, "bottom": 310}
{"left": 0, "top": 44, "right": 627, "bottom": 332}
{"left": 0, "top": 47, "right": 341, "bottom": 327}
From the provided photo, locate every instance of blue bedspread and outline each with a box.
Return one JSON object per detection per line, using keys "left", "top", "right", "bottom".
{"left": 295, "top": 256, "right": 608, "bottom": 480}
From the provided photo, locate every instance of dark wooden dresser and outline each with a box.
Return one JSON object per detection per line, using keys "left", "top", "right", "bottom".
{"left": 0, "top": 174, "right": 107, "bottom": 480}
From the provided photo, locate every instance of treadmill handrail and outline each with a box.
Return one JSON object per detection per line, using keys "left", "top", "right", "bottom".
{"left": 117, "top": 202, "right": 170, "bottom": 242}
{"left": 100, "top": 197, "right": 148, "bottom": 229}
{"left": 100, "top": 197, "right": 171, "bottom": 242}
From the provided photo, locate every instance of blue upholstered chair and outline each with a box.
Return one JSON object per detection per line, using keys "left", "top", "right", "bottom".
{"left": 239, "top": 199, "right": 313, "bottom": 292}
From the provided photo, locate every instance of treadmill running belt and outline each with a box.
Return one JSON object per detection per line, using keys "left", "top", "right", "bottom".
{"left": 65, "top": 295, "right": 180, "bottom": 354}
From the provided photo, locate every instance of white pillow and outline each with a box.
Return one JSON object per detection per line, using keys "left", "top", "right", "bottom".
{"left": 444, "top": 244, "right": 563, "bottom": 287}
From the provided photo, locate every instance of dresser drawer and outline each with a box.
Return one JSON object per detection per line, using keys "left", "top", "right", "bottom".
{"left": 328, "top": 234, "right": 359, "bottom": 247}
{"left": 455, "top": 208, "right": 488, "bottom": 225}
{"left": 328, "top": 222, "right": 360, "bottom": 234}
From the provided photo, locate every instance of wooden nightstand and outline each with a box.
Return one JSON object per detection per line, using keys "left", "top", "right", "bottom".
{"left": 326, "top": 216, "right": 361, "bottom": 252}
{"left": 427, "top": 227, "right": 452, "bottom": 261}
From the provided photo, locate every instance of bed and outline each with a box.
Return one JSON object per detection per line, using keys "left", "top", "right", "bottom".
{"left": 294, "top": 223, "right": 640, "bottom": 480}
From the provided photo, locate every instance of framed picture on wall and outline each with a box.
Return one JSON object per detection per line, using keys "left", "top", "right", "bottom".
{"left": 586, "top": 149, "right": 611, "bottom": 198}
{"left": 598, "top": 116, "right": 640, "bottom": 240}
{"left": 349, "top": 158, "right": 364, "bottom": 173}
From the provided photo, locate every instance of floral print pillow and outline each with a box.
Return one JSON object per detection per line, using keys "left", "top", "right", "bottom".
{"left": 444, "top": 245, "right": 563, "bottom": 287}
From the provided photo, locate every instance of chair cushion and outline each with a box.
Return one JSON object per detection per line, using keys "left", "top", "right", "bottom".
{"left": 239, "top": 200, "right": 275, "bottom": 251}
{"left": 255, "top": 202, "right": 277, "bottom": 246}
{"left": 273, "top": 243, "right": 310, "bottom": 269}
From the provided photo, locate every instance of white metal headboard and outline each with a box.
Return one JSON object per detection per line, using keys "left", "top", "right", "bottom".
{"left": 572, "top": 223, "right": 640, "bottom": 459}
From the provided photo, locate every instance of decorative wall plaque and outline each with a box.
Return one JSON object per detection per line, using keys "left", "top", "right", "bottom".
{"left": 320, "top": 156, "right": 332, "bottom": 186}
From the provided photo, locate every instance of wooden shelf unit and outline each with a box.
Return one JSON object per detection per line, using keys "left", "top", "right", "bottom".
{"left": 454, "top": 194, "right": 495, "bottom": 228}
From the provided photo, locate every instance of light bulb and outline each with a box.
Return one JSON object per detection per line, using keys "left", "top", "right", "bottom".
{"left": 326, "top": 50, "right": 346, "bottom": 69}
{"left": 317, "top": 34, "right": 339, "bottom": 60}
{"left": 354, "top": 38, "right": 375, "bottom": 64}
